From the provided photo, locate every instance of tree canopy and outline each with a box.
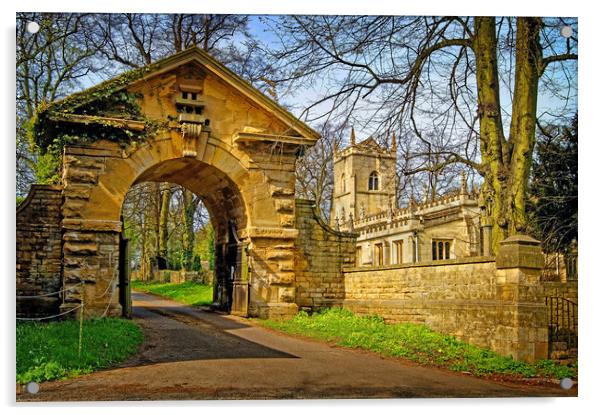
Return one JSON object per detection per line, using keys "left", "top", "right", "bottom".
{"left": 528, "top": 115, "right": 578, "bottom": 253}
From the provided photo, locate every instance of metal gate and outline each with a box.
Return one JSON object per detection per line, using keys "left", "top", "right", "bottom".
{"left": 118, "top": 233, "right": 132, "bottom": 318}
{"left": 545, "top": 296, "right": 578, "bottom": 356}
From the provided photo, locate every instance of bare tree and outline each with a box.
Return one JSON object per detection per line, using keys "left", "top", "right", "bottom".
{"left": 295, "top": 122, "right": 347, "bottom": 219}
{"left": 16, "top": 13, "right": 104, "bottom": 194}
{"left": 266, "top": 16, "right": 577, "bottom": 251}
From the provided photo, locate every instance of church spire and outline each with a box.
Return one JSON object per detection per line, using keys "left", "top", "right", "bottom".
{"left": 391, "top": 132, "right": 397, "bottom": 152}
{"left": 350, "top": 127, "right": 356, "bottom": 146}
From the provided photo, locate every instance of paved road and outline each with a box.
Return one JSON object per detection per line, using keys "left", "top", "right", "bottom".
{"left": 18, "top": 291, "right": 576, "bottom": 401}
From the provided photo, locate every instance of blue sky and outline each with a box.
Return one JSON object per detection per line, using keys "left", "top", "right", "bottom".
{"left": 243, "top": 16, "right": 578, "bottom": 144}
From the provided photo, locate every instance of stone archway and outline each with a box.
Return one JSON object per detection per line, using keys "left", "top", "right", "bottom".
{"left": 47, "top": 47, "right": 320, "bottom": 319}
{"left": 61, "top": 134, "right": 256, "bottom": 317}
{"left": 132, "top": 156, "right": 249, "bottom": 314}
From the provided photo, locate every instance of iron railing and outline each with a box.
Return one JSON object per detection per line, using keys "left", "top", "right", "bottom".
{"left": 545, "top": 296, "right": 578, "bottom": 355}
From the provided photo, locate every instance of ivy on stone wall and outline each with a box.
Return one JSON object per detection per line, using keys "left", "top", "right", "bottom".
{"left": 29, "top": 62, "right": 169, "bottom": 184}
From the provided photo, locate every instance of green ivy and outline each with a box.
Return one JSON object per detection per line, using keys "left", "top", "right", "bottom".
{"left": 33, "top": 150, "right": 62, "bottom": 184}
{"left": 30, "top": 60, "right": 167, "bottom": 155}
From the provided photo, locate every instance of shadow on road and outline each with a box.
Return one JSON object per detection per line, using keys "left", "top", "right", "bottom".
{"left": 120, "top": 292, "right": 297, "bottom": 367}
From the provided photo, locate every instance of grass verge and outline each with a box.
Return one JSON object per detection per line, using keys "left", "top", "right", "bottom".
{"left": 17, "top": 318, "right": 143, "bottom": 384}
{"left": 259, "top": 308, "right": 576, "bottom": 380}
{"left": 131, "top": 280, "right": 213, "bottom": 306}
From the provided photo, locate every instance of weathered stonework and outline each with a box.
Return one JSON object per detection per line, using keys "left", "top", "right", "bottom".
{"left": 343, "top": 235, "right": 550, "bottom": 363}
{"left": 18, "top": 48, "right": 320, "bottom": 320}
{"left": 543, "top": 281, "right": 578, "bottom": 304}
{"left": 294, "top": 199, "right": 357, "bottom": 309}
{"left": 16, "top": 185, "right": 63, "bottom": 318}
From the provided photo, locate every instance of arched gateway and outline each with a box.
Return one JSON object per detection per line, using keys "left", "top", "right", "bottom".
{"left": 17, "top": 47, "right": 357, "bottom": 319}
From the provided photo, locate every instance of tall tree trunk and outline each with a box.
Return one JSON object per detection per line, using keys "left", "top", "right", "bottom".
{"left": 507, "top": 17, "right": 542, "bottom": 235}
{"left": 473, "top": 17, "right": 507, "bottom": 251}
{"left": 181, "top": 189, "right": 196, "bottom": 270}
{"left": 473, "top": 17, "right": 541, "bottom": 253}
{"left": 158, "top": 184, "right": 171, "bottom": 258}
{"left": 154, "top": 182, "right": 161, "bottom": 256}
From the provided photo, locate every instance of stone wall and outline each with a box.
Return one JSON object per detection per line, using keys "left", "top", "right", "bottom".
{"left": 294, "top": 199, "right": 357, "bottom": 309}
{"left": 343, "top": 258, "right": 500, "bottom": 346}
{"left": 543, "top": 281, "right": 578, "bottom": 304}
{"left": 140, "top": 269, "right": 213, "bottom": 285}
{"left": 342, "top": 235, "right": 550, "bottom": 363}
{"left": 16, "top": 185, "right": 63, "bottom": 317}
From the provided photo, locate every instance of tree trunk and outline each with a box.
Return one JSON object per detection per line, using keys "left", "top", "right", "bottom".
{"left": 473, "top": 17, "right": 541, "bottom": 253}
{"left": 158, "top": 184, "right": 171, "bottom": 261}
{"left": 506, "top": 17, "right": 541, "bottom": 235}
{"left": 181, "top": 188, "right": 196, "bottom": 271}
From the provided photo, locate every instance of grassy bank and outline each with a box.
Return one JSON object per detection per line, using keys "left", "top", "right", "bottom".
{"left": 17, "top": 318, "right": 143, "bottom": 384}
{"left": 259, "top": 308, "right": 576, "bottom": 380}
{"left": 131, "top": 280, "right": 213, "bottom": 306}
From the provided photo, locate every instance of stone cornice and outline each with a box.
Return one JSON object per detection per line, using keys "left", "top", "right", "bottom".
{"left": 240, "top": 226, "right": 299, "bottom": 240}
{"left": 233, "top": 131, "right": 316, "bottom": 147}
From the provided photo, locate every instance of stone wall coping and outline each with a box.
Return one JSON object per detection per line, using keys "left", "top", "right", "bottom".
{"left": 342, "top": 298, "right": 546, "bottom": 308}
{"left": 496, "top": 234, "right": 544, "bottom": 270}
{"left": 500, "top": 234, "right": 541, "bottom": 246}
{"left": 16, "top": 184, "right": 63, "bottom": 216}
{"left": 343, "top": 255, "right": 495, "bottom": 273}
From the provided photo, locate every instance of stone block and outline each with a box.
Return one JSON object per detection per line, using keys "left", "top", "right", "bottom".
{"left": 269, "top": 272, "right": 295, "bottom": 285}
{"left": 64, "top": 242, "right": 98, "bottom": 255}
{"left": 65, "top": 168, "right": 98, "bottom": 184}
{"left": 496, "top": 235, "right": 545, "bottom": 270}
{"left": 275, "top": 199, "right": 295, "bottom": 213}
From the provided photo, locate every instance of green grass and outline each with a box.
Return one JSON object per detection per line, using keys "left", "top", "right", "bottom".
{"left": 17, "top": 318, "right": 143, "bottom": 384}
{"left": 259, "top": 308, "right": 577, "bottom": 380}
{"left": 131, "top": 280, "right": 213, "bottom": 306}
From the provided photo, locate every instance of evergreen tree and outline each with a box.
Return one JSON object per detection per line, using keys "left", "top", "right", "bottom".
{"left": 528, "top": 115, "right": 578, "bottom": 253}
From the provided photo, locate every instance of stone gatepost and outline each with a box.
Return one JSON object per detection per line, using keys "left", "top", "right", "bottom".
{"left": 59, "top": 146, "right": 123, "bottom": 317}
{"left": 60, "top": 219, "right": 123, "bottom": 317}
{"left": 494, "top": 235, "right": 548, "bottom": 363}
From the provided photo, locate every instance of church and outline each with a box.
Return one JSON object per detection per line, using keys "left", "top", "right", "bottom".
{"left": 331, "top": 129, "right": 484, "bottom": 267}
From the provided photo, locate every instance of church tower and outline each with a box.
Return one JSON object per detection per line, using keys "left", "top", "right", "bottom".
{"left": 331, "top": 129, "right": 397, "bottom": 230}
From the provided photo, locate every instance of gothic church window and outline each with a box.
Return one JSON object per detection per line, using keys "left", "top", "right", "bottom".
{"left": 341, "top": 173, "right": 346, "bottom": 193}
{"left": 368, "top": 171, "right": 379, "bottom": 191}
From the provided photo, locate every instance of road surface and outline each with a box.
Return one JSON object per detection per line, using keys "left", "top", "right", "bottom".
{"left": 17, "top": 291, "right": 577, "bottom": 401}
